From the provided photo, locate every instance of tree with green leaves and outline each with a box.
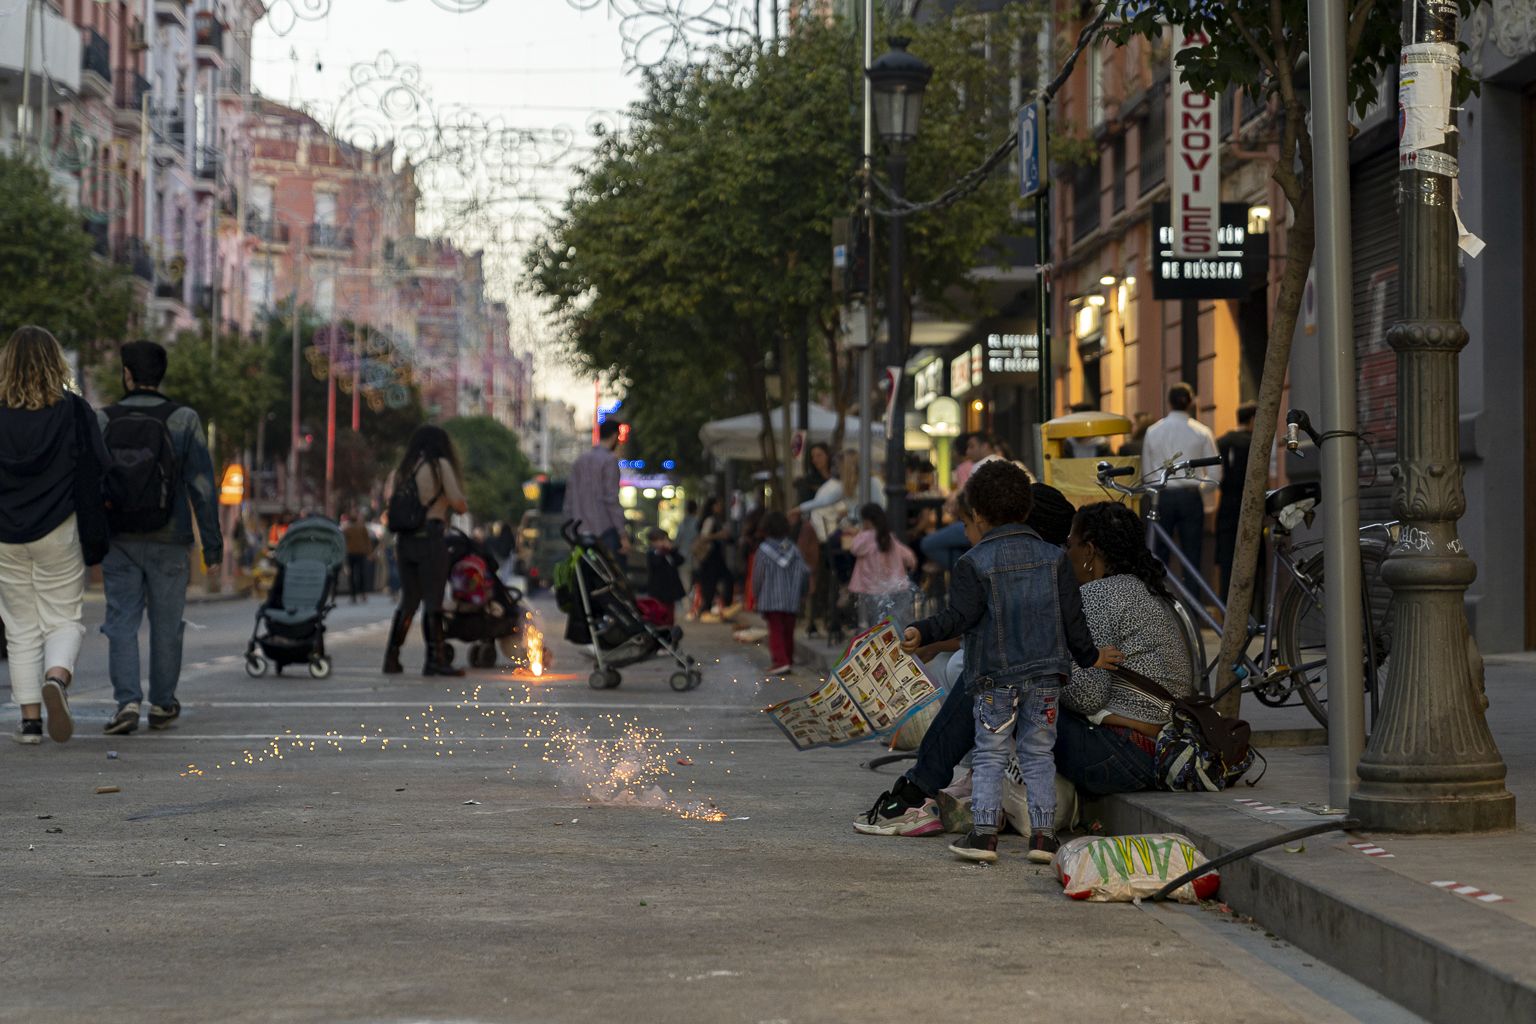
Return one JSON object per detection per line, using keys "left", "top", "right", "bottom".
{"left": 149, "top": 330, "right": 284, "bottom": 471}
{"left": 0, "top": 153, "right": 135, "bottom": 351}
{"left": 443, "top": 415, "right": 535, "bottom": 523}
{"left": 1109, "top": 0, "right": 1477, "bottom": 713}
{"left": 528, "top": 8, "right": 1040, "bottom": 493}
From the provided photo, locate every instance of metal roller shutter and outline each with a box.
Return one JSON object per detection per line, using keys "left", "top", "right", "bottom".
{"left": 1350, "top": 147, "right": 1399, "bottom": 526}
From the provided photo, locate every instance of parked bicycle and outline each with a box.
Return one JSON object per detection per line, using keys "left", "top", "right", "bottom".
{"left": 1095, "top": 408, "right": 1396, "bottom": 728}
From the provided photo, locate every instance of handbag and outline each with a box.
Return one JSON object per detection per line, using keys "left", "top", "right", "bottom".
{"left": 810, "top": 500, "right": 847, "bottom": 543}
{"left": 1110, "top": 666, "right": 1264, "bottom": 791}
{"left": 69, "top": 395, "right": 111, "bottom": 566}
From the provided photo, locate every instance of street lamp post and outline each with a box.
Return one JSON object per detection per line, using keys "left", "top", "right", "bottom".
{"left": 1349, "top": 0, "right": 1515, "bottom": 832}
{"left": 869, "top": 37, "right": 932, "bottom": 543}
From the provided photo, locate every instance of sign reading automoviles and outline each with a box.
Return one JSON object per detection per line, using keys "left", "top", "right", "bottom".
{"left": 1170, "top": 28, "right": 1219, "bottom": 259}
{"left": 1151, "top": 202, "right": 1253, "bottom": 300}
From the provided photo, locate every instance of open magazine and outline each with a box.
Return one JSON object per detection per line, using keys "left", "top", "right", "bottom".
{"left": 763, "top": 621, "right": 943, "bottom": 751}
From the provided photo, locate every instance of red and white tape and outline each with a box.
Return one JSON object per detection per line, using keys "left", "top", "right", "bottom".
{"left": 1349, "top": 840, "right": 1395, "bottom": 859}
{"left": 1430, "top": 880, "right": 1508, "bottom": 904}
{"left": 1233, "top": 797, "right": 1285, "bottom": 815}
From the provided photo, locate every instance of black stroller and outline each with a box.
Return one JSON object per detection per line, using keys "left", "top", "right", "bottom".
{"left": 437, "top": 527, "right": 544, "bottom": 670}
{"left": 554, "top": 521, "right": 702, "bottom": 691}
{"left": 244, "top": 517, "right": 345, "bottom": 679}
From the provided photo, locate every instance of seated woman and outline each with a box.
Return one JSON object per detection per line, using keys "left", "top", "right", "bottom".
{"left": 856, "top": 499, "right": 1193, "bottom": 836}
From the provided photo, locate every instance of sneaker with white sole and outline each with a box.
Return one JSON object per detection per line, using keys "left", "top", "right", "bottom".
{"left": 1027, "top": 830, "right": 1060, "bottom": 864}
{"left": 148, "top": 700, "right": 181, "bottom": 730}
{"left": 12, "top": 719, "right": 43, "bottom": 745}
{"left": 948, "top": 830, "right": 999, "bottom": 863}
{"left": 854, "top": 793, "right": 944, "bottom": 837}
{"left": 41, "top": 677, "right": 73, "bottom": 743}
{"left": 767, "top": 664, "right": 793, "bottom": 676}
{"left": 104, "top": 702, "right": 140, "bottom": 735}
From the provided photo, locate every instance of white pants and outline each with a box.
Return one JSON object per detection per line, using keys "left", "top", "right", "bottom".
{"left": 0, "top": 515, "right": 87, "bottom": 706}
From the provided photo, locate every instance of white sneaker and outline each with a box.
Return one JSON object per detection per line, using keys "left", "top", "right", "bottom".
{"left": 767, "top": 664, "right": 793, "bottom": 676}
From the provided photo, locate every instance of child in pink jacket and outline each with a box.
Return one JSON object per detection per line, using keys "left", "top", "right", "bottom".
{"left": 843, "top": 503, "right": 917, "bottom": 630}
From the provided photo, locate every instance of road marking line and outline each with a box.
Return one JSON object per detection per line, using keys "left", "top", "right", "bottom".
{"left": 66, "top": 734, "right": 780, "bottom": 744}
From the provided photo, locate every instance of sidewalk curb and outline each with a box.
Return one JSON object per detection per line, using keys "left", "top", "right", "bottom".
{"left": 1092, "top": 790, "right": 1536, "bottom": 1024}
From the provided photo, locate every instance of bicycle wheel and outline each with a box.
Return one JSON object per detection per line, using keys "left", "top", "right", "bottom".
{"left": 1167, "top": 595, "right": 1210, "bottom": 697}
{"left": 1275, "top": 537, "right": 1395, "bottom": 727}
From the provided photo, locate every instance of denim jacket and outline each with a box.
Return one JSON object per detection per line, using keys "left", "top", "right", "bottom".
{"left": 912, "top": 523, "right": 1098, "bottom": 689}
{"left": 96, "top": 391, "right": 223, "bottom": 563}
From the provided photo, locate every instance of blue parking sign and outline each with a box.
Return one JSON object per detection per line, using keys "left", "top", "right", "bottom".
{"left": 1018, "top": 101, "right": 1047, "bottom": 199}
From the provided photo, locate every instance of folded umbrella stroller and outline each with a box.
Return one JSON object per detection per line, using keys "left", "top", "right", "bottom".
{"left": 554, "top": 521, "right": 702, "bottom": 691}
{"left": 243, "top": 516, "right": 346, "bottom": 679}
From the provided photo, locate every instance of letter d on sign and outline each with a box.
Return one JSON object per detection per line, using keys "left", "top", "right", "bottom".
{"left": 1170, "top": 29, "right": 1220, "bottom": 259}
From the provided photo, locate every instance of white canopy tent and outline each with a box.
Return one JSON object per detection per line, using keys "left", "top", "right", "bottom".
{"left": 698, "top": 404, "right": 883, "bottom": 461}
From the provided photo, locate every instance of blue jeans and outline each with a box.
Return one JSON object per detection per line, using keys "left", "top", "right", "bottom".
{"left": 1054, "top": 713, "right": 1157, "bottom": 795}
{"left": 920, "top": 521, "right": 969, "bottom": 571}
{"left": 908, "top": 672, "right": 975, "bottom": 797}
{"left": 971, "top": 680, "right": 1060, "bottom": 834}
{"left": 101, "top": 541, "right": 190, "bottom": 710}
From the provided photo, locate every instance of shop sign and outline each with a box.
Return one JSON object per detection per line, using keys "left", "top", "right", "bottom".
{"left": 984, "top": 332, "right": 1039, "bottom": 380}
{"left": 1151, "top": 202, "right": 1254, "bottom": 300}
{"left": 1170, "top": 28, "right": 1220, "bottom": 258}
{"left": 950, "top": 343, "right": 983, "bottom": 398}
{"left": 913, "top": 358, "right": 943, "bottom": 410}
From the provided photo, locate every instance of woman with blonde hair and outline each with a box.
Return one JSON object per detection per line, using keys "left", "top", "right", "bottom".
{"left": 0, "top": 326, "right": 109, "bottom": 744}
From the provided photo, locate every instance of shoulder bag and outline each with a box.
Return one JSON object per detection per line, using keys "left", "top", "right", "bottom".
{"left": 1111, "top": 665, "right": 1264, "bottom": 791}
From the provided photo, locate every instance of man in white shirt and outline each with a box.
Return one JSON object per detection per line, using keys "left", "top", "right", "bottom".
{"left": 1140, "top": 383, "right": 1220, "bottom": 591}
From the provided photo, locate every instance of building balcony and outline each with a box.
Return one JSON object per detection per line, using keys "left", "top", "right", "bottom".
{"left": 246, "top": 213, "right": 290, "bottom": 246}
{"left": 151, "top": 108, "right": 186, "bottom": 161}
{"left": 83, "top": 218, "right": 109, "bottom": 258}
{"left": 114, "top": 236, "right": 154, "bottom": 281}
{"left": 194, "top": 13, "right": 225, "bottom": 68}
{"left": 193, "top": 284, "right": 215, "bottom": 318}
{"left": 0, "top": 3, "right": 82, "bottom": 100}
{"left": 194, "top": 146, "right": 220, "bottom": 190}
{"left": 154, "top": 277, "right": 183, "bottom": 301}
{"left": 308, "top": 223, "right": 353, "bottom": 251}
{"left": 155, "top": 0, "right": 191, "bottom": 29}
{"left": 114, "top": 72, "right": 151, "bottom": 126}
{"left": 80, "top": 29, "right": 112, "bottom": 98}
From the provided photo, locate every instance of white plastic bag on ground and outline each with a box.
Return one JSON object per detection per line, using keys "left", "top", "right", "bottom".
{"left": 937, "top": 768, "right": 1078, "bottom": 835}
{"left": 1054, "top": 833, "right": 1220, "bottom": 903}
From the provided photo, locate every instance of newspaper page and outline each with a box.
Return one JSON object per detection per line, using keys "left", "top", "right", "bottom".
{"left": 763, "top": 622, "right": 943, "bottom": 751}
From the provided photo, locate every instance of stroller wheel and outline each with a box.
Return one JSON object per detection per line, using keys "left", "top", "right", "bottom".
{"left": 588, "top": 670, "right": 608, "bottom": 690}
{"left": 687, "top": 669, "right": 703, "bottom": 690}
{"left": 605, "top": 668, "right": 622, "bottom": 688}
{"left": 669, "top": 671, "right": 691, "bottom": 692}
{"left": 471, "top": 642, "right": 497, "bottom": 669}
{"left": 308, "top": 657, "right": 332, "bottom": 680}
{"left": 244, "top": 655, "right": 267, "bottom": 678}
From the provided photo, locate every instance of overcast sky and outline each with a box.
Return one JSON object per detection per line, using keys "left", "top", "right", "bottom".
{"left": 250, "top": 0, "right": 653, "bottom": 424}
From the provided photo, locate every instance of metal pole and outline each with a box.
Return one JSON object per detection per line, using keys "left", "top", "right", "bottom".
{"left": 884, "top": 151, "right": 908, "bottom": 541}
{"left": 325, "top": 319, "right": 337, "bottom": 518}
{"left": 353, "top": 325, "right": 363, "bottom": 431}
{"left": 856, "top": 0, "right": 874, "bottom": 509}
{"left": 19, "top": 0, "right": 36, "bottom": 151}
{"left": 1306, "top": 0, "right": 1365, "bottom": 809}
{"left": 1350, "top": 0, "right": 1515, "bottom": 832}
{"left": 288, "top": 247, "right": 302, "bottom": 511}
{"left": 1035, "top": 186, "right": 1052, "bottom": 477}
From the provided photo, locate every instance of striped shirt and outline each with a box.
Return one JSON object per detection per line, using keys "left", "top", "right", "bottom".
{"left": 563, "top": 445, "right": 625, "bottom": 536}
{"left": 752, "top": 538, "right": 810, "bottom": 614}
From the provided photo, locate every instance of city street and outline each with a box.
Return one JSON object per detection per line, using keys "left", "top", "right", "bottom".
{"left": 1, "top": 593, "right": 1425, "bottom": 1023}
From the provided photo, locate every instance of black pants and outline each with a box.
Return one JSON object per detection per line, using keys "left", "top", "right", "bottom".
{"left": 347, "top": 554, "right": 368, "bottom": 600}
{"left": 1154, "top": 487, "right": 1206, "bottom": 593}
{"left": 696, "top": 551, "right": 732, "bottom": 611}
{"left": 395, "top": 522, "right": 449, "bottom": 620}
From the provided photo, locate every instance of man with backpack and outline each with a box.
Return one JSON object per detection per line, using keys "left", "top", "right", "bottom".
{"left": 98, "top": 341, "right": 223, "bottom": 735}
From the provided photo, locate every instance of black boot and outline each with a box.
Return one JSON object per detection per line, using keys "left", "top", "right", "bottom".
{"left": 423, "top": 614, "right": 463, "bottom": 677}
{"left": 383, "top": 610, "right": 413, "bottom": 674}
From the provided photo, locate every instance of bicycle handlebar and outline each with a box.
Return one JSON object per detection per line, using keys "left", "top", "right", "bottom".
{"left": 1185, "top": 455, "right": 1223, "bottom": 469}
{"left": 1096, "top": 461, "right": 1138, "bottom": 479}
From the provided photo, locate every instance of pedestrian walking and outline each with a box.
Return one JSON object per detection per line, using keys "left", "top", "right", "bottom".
{"left": 382, "top": 425, "right": 468, "bottom": 677}
{"left": 98, "top": 340, "right": 223, "bottom": 736}
{"left": 1139, "top": 383, "right": 1220, "bottom": 591}
{"left": 0, "top": 326, "right": 110, "bottom": 744}
{"left": 693, "top": 497, "right": 734, "bottom": 622}
{"left": 753, "top": 510, "right": 810, "bottom": 676}
{"left": 843, "top": 503, "right": 918, "bottom": 631}
{"left": 901, "top": 462, "right": 1122, "bottom": 865}
{"left": 1216, "top": 402, "right": 1257, "bottom": 596}
{"left": 342, "top": 510, "right": 374, "bottom": 603}
{"left": 563, "top": 419, "right": 628, "bottom": 555}
{"left": 644, "top": 527, "right": 686, "bottom": 626}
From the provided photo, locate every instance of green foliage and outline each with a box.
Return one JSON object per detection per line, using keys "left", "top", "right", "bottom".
{"left": 443, "top": 415, "right": 534, "bottom": 523}
{"left": 156, "top": 330, "right": 283, "bottom": 469}
{"left": 0, "top": 154, "right": 135, "bottom": 348}
{"left": 528, "top": 9, "right": 1034, "bottom": 474}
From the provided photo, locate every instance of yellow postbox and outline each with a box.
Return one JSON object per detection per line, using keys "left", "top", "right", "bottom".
{"left": 1040, "top": 411, "right": 1139, "bottom": 509}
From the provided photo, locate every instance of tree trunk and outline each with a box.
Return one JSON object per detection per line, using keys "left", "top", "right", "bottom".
{"left": 1213, "top": 189, "right": 1317, "bottom": 717}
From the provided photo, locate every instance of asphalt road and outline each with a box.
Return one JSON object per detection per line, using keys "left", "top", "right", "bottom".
{"left": 0, "top": 591, "right": 1424, "bottom": 1023}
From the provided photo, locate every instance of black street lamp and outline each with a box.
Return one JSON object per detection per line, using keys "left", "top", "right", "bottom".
{"left": 868, "top": 36, "right": 931, "bottom": 541}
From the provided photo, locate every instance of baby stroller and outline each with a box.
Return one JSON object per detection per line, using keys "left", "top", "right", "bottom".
{"left": 243, "top": 516, "right": 345, "bottom": 679}
{"left": 554, "top": 520, "right": 702, "bottom": 691}
{"left": 437, "top": 527, "right": 544, "bottom": 670}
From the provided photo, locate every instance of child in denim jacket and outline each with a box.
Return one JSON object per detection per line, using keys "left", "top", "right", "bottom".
{"left": 902, "top": 461, "right": 1121, "bottom": 863}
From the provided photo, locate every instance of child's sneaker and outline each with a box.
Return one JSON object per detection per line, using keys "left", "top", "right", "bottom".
{"left": 1027, "top": 830, "right": 1060, "bottom": 864}
{"left": 948, "top": 831, "right": 998, "bottom": 863}
{"left": 854, "top": 795, "right": 943, "bottom": 837}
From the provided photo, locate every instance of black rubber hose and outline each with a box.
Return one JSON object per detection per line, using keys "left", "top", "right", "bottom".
{"left": 861, "top": 752, "right": 917, "bottom": 771}
{"left": 1151, "top": 817, "right": 1360, "bottom": 902}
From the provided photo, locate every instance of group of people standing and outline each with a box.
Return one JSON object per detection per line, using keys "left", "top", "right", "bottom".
{"left": 0, "top": 328, "right": 222, "bottom": 744}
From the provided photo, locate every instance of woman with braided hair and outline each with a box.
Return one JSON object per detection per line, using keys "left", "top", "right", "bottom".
{"left": 1056, "top": 501, "right": 1194, "bottom": 793}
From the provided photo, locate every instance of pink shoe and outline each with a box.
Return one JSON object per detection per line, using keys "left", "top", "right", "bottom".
{"left": 854, "top": 797, "right": 944, "bottom": 837}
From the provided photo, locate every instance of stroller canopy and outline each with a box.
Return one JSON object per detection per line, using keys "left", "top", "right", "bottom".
{"left": 273, "top": 517, "right": 346, "bottom": 570}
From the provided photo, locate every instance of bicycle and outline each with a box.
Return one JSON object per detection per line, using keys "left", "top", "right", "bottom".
{"left": 1094, "top": 409, "right": 1397, "bottom": 728}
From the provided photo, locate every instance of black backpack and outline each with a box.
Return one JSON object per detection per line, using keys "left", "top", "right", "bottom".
{"left": 102, "top": 396, "right": 181, "bottom": 535}
{"left": 388, "top": 460, "right": 441, "bottom": 534}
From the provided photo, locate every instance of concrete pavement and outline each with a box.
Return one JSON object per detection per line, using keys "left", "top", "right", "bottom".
{"left": 0, "top": 594, "right": 1434, "bottom": 1022}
